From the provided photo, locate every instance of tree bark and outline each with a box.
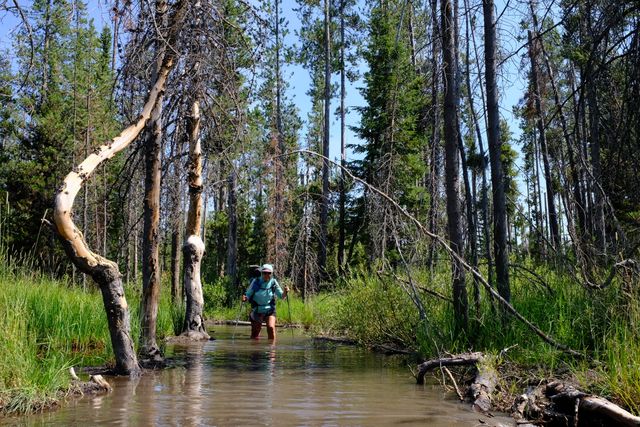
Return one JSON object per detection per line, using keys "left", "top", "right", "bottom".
{"left": 226, "top": 171, "right": 238, "bottom": 287}
{"left": 546, "top": 382, "right": 640, "bottom": 427}
{"left": 427, "top": 0, "right": 441, "bottom": 273}
{"left": 527, "top": 30, "right": 560, "bottom": 250}
{"left": 139, "top": 0, "right": 168, "bottom": 364}
{"left": 181, "top": 100, "right": 209, "bottom": 340}
{"left": 442, "top": 0, "right": 468, "bottom": 332}
{"left": 169, "top": 111, "right": 184, "bottom": 303}
{"left": 337, "top": 0, "right": 346, "bottom": 272}
{"left": 51, "top": 0, "right": 188, "bottom": 376}
{"left": 318, "top": 0, "right": 331, "bottom": 282}
{"left": 464, "top": 0, "right": 493, "bottom": 290}
{"left": 483, "top": 0, "right": 510, "bottom": 303}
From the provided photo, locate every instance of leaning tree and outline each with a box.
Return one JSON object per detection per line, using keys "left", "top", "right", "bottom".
{"left": 51, "top": 0, "right": 188, "bottom": 375}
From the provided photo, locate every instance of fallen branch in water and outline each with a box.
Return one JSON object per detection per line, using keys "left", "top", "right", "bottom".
{"left": 416, "top": 352, "right": 496, "bottom": 413}
{"left": 442, "top": 366, "right": 464, "bottom": 401}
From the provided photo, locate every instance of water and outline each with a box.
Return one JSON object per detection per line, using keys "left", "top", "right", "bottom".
{"left": 9, "top": 326, "right": 513, "bottom": 426}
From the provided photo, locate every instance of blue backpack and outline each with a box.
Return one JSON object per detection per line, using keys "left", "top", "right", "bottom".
{"left": 248, "top": 278, "right": 276, "bottom": 309}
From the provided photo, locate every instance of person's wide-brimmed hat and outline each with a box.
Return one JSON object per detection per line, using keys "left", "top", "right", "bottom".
{"left": 261, "top": 264, "right": 274, "bottom": 273}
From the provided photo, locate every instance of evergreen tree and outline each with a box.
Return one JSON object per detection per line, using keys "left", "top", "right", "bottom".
{"left": 353, "top": 0, "right": 427, "bottom": 264}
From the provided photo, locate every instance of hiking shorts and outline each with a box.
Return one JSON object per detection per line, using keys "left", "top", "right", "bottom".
{"left": 250, "top": 307, "right": 276, "bottom": 323}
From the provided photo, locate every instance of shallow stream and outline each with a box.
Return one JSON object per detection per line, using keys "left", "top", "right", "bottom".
{"left": 10, "top": 325, "right": 513, "bottom": 426}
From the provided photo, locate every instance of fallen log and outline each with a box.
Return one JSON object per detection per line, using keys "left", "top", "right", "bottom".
{"left": 546, "top": 381, "right": 640, "bottom": 427}
{"left": 416, "top": 352, "right": 496, "bottom": 413}
{"left": 416, "top": 352, "right": 484, "bottom": 384}
{"left": 211, "top": 319, "right": 304, "bottom": 328}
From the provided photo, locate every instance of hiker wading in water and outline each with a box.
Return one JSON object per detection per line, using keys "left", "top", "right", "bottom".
{"left": 242, "top": 264, "right": 289, "bottom": 340}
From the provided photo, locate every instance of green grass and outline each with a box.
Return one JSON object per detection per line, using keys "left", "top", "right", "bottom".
{"left": 313, "top": 264, "right": 640, "bottom": 414}
{"left": 0, "top": 261, "right": 178, "bottom": 415}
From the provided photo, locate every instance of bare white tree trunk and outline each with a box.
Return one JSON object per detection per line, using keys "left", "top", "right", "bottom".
{"left": 181, "top": 100, "right": 209, "bottom": 340}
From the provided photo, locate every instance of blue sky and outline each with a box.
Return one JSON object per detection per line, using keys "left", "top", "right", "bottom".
{"left": 0, "top": 0, "right": 529, "bottom": 176}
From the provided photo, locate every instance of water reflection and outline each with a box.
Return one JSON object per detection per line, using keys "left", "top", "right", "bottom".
{"left": 12, "top": 326, "right": 513, "bottom": 427}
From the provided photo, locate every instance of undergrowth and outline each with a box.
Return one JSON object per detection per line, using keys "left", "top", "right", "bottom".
{"left": 0, "top": 258, "right": 178, "bottom": 416}
{"left": 324, "top": 264, "right": 640, "bottom": 414}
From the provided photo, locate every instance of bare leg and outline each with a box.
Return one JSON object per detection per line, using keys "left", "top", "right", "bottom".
{"left": 250, "top": 316, "right": 262, "bottom": 339}
{"left": 266, "top": 315, "right": 277, "bottom": 340}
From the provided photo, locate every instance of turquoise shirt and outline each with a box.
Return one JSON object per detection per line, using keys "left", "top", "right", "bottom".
{"left": 245, "top": 277, "right": 283, "bottom": 313}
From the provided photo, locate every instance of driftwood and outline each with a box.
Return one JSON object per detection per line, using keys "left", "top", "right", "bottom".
{"left": 545, "top": 381, "right": 640, "bottom": 427}
{"left": 511, "top": 384, "right": 547, "bottom": 425}
{"left": 416, "top": 352, "right": 496, "bottom": 413}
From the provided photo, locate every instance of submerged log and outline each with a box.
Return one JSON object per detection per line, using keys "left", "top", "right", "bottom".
{"left": 546, "top": 381, "right": 640, "bottom": 427}
{"left": 416, "top": 352, "right": 496, "bottom": 413}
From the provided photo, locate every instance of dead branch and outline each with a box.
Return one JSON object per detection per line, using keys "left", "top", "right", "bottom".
{"left": 443, "top": 366, "right": 464, "bottom": 401}
{"left": 416, "top": 352, "right": 496, "bottom": 413}
{"left": 416, "top": 352, "right": 484, "bottom": 384}
{"left": 287, "top": 149, "right": 584, "bottom": 359}
{"left": 510, "top": 264, "right": 555, "bottom": 295}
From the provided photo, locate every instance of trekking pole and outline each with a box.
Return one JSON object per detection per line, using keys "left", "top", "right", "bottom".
{"left": 232, "top": 299, "right": 245, "bottom": 340}
{"left": 286, "top": 291, "right": 294, "bottom": 338}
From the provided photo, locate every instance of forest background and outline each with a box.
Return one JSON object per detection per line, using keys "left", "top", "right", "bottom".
{"left": 0, "top": 0, "right": 639, "bottom": 418}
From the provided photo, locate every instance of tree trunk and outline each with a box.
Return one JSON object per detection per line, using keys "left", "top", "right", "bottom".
{"left": 530, "top": 0, "right": 585, "bottom": 241}
{"left": 272, "top": 0, "right": 289, "bottom": 274}
{"left": 483, "top": 0, "right": 510, "bottom": 303}
{"left": 427, "top": 0, "right": 441, "bottom": 273}
{"left": 338, "top": 0, "right": 346, "bottom": 272}
{"left": 51, "top": 0, "right": 188, "bottom": 376}
{"left": 226, "top": 171, "right": 238, "bottom": 287}
{"left": 169, "top": 112, "right": 184, "bottom": 303}
{"left": 170, "top": 224, "right": 181, "bottom": 302}
{"left": 527, "top": 30, "right": 560, "bottom": 250}
{"left": 442, "top": 0, "right": 468, "bottom": 332}
{"left": 464, "top": 0, "right": 493, "bottom": 289}
{"left": 182, "top": 100, "right": 209, "bottom": 340}
{"left": 139, "top": 0, "right": 168, "bottom": 364}
{"left": 318, "top": 0, "right": 331, "bottom": 282}
{"left": 586, "top": 65, "right": 606, "bottom": 253}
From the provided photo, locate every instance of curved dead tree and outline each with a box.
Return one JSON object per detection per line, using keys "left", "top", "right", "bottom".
{"left": 52, "top": 0, "right": 188, "bottom": 375}
{"left": 181, "top": 100, "right": 209, "bottom": 340}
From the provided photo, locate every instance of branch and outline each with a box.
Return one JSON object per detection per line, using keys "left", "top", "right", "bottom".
{"left": 52, "top": 0, "right": 189, "bottom": 274}
{"left": 284, "top": 149, "right": 584, "bottom": 359}
{"left": 10, "top": 0, "right": 34, "bottom": 95}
